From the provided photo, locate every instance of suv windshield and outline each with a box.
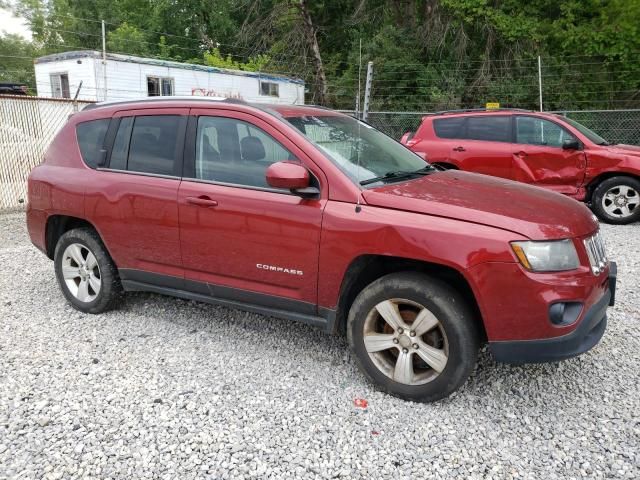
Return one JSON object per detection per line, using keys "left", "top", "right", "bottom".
{"left": 560, "top": 116, "right": 609, "bottom": 145}
{"left": 285, "top": 114, "right": 432, "bottom": 187}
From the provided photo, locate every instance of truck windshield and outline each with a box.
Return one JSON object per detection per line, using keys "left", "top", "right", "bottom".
{"left": 561, "top": 116, "right": 610, "bottom": 146}
{"left": 285, "top": 114, "right": 431, "bottom": 187}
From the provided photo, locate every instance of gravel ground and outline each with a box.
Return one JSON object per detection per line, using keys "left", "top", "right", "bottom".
{"left": 0, "top": 212, "right": 638, "bottom": 480}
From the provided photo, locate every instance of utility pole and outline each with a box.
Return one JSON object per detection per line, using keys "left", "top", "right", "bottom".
{"left": 537, "top": 55, "right": 543, "bottom": 112}
{"left": 101, "top": 20, "right": 108, "bottom": 101}
{"left": 362, "top": 61, "right": 373, "bottom": 122}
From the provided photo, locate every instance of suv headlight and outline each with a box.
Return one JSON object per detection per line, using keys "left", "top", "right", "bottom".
{"left": 511, "top": 239, "right": 580, "bottom": 272}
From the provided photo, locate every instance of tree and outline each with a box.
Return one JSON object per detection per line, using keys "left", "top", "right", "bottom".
{"left": 0, "top": 33, "right": 41, "bottom": 92}
{"left": 238, "top": 0, "right": 332, "bottom": 104}
{"left": 4, "top": 0, "right": 639, "bottom": 109}
{"left": 107, "top": 23, "right": 149, "bottom": 56}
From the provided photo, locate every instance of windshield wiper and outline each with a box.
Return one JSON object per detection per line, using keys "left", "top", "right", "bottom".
{"left": 597, "top": 141, "right": 610, "bottom": 146}
{"left": 360, "top": 166, "right": 435, "bottom": 186}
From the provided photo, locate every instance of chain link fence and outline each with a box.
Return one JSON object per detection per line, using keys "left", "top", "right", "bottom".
{"left": 552, "top": 110, "right": 640, "bottom": 146}
{"left": 340, "top": 109, "right": 640, "bottom": 146}
{"left": 0, "top": 96, "right": 94, "bottom": 210}
{"left": 1, "top": 100, "right": 638, "bottom": 210}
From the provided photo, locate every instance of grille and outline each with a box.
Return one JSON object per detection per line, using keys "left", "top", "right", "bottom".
{"left": 584, "top": 231, "right": 608, "bottom": 275}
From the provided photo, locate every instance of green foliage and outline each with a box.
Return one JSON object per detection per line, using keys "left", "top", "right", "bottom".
{"left": 107, "top": 23, "right": 149, "bottom": 56}
{"left": 4, "top": 0, "right": 639, "bottom": 109}
{"left": 0, "top": 34, "right": 40, "bottom": 92}
{"left": 203, "top": 48, "right": 271, "bottom": 72}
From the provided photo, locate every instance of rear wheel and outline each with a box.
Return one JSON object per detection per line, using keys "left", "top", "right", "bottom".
{"left": 347, "top": 272, "right": 480, "bottom": 402}
{"left": 54, "top": 228, "right": 121, "bottom": 313}
{"left": 592, "top": 176, "right": 640, "bottom": 224}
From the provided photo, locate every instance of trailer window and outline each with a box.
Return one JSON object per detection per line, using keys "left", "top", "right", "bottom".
{"left": 147, "top": 76, "right": 174, "bottom": 96}
{"left": 50, "top": 73, "right": 70, "bottom": 98}
{"left": 260, "top": 81, "right": 279, "bottom": 97}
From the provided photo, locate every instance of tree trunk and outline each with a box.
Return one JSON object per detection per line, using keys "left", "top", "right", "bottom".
{"left": 295, "top": 0, "right": 327, "bottom": 105}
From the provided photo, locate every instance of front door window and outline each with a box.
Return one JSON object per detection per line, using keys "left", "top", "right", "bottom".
{"left": 195, "top": 116, "right": 297, "bottom": 189}
{"left": 516, "top": 116, "right": 577, "bottom": 147}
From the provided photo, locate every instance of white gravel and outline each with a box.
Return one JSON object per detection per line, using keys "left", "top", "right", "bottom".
{"left": 0, "top": 212, "right": 638, "bottom": 479}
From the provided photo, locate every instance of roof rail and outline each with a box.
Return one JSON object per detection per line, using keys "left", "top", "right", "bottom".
{"left": 83, "top": 96, "right": 248, "bottom": 111}
{"left": 302, "top": 104, "right": 335, "bottom": 111}
{"left": 429, "top": 108, "right": 532, "bottom": 116}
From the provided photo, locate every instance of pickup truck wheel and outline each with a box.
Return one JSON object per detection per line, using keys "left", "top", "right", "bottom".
{"left": 54, "top": 228, "right": 121, "bottom": 314}
{"left": 347, "top": 272, "right": 479, "bottom": 402}
{"left": 592, "top": 176, "right": 640, "bottom": 224}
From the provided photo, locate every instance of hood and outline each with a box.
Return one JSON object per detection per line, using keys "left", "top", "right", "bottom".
{"left": 361, "top": 171, "right": 598, "bottom": 239}
{"left": 606, "top": 144, "right": 640, "bottom": 158}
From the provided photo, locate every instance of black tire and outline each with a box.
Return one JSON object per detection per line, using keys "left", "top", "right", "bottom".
{"left": 591, "top": 176, "right": 640, "bottom": 225}
{"left": 53, "top": 227, "right": 122, "bottom": 314}
{"left": 347, "top": 272, "right": 480, "bottom": 402}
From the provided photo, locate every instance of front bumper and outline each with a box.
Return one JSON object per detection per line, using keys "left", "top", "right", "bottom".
{"left": 489, "top": 262, "right": 617, "bottom": 364}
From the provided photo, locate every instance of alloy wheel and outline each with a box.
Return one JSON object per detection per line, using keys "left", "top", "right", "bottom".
{"left": 363, "top": 298, "right": 448, "bottom": 385}
{"left": 602, "top": 185, "right": 639, "bottom": 219}
{"left": 61, "top": 243, "right": 101, "bottom": 303}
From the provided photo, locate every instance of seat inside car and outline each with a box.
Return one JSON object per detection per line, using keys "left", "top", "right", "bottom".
{"left": 240, "top": 136, "right": 266, "bottom": 163}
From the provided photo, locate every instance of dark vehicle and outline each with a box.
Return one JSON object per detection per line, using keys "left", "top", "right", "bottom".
{"left": 0, "top": 83, "right": 29, "bottom": 95}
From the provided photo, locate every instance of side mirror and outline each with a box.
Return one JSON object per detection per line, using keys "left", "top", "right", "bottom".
{"left": 266, "top": 161, "right": 319, "bottom": 198}
{"left": 562, "top": 138, "right": 581, "bottom": 150}
{"left": 400, "top": 131, "right": 414, "bottom": 145}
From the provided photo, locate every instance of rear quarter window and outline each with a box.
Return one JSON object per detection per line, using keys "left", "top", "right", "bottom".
{"left": 433, "top": 118, "right": 465, "bottom": 139}
{"left": 76, "top": 119, "right": 110, "bottom": 168}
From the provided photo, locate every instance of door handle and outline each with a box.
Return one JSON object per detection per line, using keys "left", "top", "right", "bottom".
{"left": 186, "top": 196, "right": 218, "bottom": 207}
{"left": 453, "top": 146, "right": 466, "bottom": 152}
{"left": 514, "top": 151, "right": 528, "bottom": 157}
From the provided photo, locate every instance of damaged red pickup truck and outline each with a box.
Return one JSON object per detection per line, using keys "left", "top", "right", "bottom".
{"left": 401, "top": 109, "right": 640, "bottom": 224}
{"left": 27, "top": 99, "right": 616, "bottom": 401}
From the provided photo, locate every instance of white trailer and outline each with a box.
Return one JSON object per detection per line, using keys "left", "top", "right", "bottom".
{"left": 34, "top": 51, "right": 305, "bottom": 104}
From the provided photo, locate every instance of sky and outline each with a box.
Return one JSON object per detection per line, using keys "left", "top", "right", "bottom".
{"left": 0, "top": 7, "right": 32, "bottom": 39}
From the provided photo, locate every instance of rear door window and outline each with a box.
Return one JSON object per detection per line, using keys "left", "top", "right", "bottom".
{"left": 108, "top": 115, "right": 185, "bottom": 176}
{"left": 76, "top": 119, "right": 110, "bottom": 168}
{"left": 465, "top": 116, "right": 511, "bottom": 142}
{"left": 433, "top": 118, "right": 465, "bottom": 139}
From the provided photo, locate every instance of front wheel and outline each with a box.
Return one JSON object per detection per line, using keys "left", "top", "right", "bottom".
{"left": 347, "top": 272, "right": 480, "bottom": 402}
{"left": 591, "top": 176, "right": 640, "bottom": 224}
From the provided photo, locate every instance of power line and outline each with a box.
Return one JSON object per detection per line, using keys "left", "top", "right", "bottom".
{"left": 30, "top": 12, "right": 354, "bottom": 69}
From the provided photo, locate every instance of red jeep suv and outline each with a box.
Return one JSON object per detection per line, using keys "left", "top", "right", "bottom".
{"left": 401, "top": 109, "right": 640, "bottom": 224}
{"left": 27, "top": 98, "right": 616, "bottom": 401}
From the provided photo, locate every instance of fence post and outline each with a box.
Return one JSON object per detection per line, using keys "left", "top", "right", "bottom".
{"left": 538, "top": 55, "right": 543, "bottom": 112}
{"left": 362, "top": 61, "right": 373, "bottom": 121}
{"left": 355, "top": 38, "right": 362, "bottom": 118}
{"left": 102, "top": 20, "right": 108, "bottom": 101}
